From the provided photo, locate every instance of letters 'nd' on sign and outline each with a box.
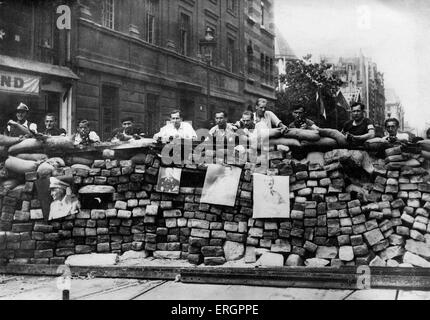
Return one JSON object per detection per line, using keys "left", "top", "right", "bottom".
{"left": 0, "top": 70, "right": 40, "bottom": 95}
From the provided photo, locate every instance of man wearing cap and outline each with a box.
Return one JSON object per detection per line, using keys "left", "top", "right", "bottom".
{"left": 48, "top": 177, "right": 80, "bottom": 221}
{"left": 110, "top": 116, "right": 144, "bottom": 142}
{"left": 5, "top": 103, "right": 38, "bottom": 137}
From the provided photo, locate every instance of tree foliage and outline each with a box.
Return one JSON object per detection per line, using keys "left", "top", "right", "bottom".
{"left": 275, "top": 55, "right": 344, "bottom": 126}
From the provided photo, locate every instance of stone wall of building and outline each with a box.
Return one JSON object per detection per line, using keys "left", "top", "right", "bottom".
{"left": 1, "top": 145, "right": 430, "bottom": 268}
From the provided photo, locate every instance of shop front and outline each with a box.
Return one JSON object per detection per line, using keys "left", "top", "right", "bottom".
{"left": 0, "top": 54, "right": 78, "bottom": 135}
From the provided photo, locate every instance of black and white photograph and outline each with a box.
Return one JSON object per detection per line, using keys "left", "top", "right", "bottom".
{"left": 2, "top": 0, "right": 430, "bottom": 308}
{"left": 200, "top": 164, "right": 242, "bottom": 207}
{"left": 253, "top": 173, "right": 290, "bottom": 219}
{"left": 155, "top": 167, "right": 181, "bottom": 194}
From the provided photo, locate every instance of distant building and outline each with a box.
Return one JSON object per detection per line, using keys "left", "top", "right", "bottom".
{"left": 324, "top": 52, "right": 385, "bottom": 135}
{"left": 385, "top": 88, "right": 404, "bottom": 130}
{"left": 275, "top": 27, "right": 297, "bottom": 92}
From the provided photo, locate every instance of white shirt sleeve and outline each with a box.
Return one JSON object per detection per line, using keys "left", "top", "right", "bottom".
{"left": 184, "top": 123, "right": 197, "bottom": 139}
{"left": 29, "top": 123, "right": 38, "bottom": 133}
{"left": 89, "top": 131, "right": 100, "bottom": 142}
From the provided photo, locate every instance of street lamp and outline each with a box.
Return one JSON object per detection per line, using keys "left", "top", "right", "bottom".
{"left": 199, "top": 27, "right": 217, "bottom": 117}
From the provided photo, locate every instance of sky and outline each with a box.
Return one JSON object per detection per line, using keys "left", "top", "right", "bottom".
{"left": 274, "top": 0, "right": 430, "bottom": 135}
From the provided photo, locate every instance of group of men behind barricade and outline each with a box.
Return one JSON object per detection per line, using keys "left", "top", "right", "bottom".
{"left": 5, "top": 98, "right": 411, "bottom": 151}
{"left": 2, "top": 99, "right": 415, "bottom": 220}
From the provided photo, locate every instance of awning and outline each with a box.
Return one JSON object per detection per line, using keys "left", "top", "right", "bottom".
{"left": 0, "top": 54, "right": 79, "bottom": 80}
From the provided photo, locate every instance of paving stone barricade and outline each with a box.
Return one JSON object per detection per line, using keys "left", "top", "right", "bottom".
{"left": 1, "top": 144, "right": 430, "bottom": 268}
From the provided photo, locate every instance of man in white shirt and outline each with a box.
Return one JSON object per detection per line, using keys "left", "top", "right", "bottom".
{"left": 208, "top": 111, "right": 236, "bottom": 138}
{"left": 254, "top": 98, "right": 288, "bottom": 138}
{"left": 383, "top": 118, "right": 409, "bottom": 144}
{"left": 154, "top": 110, "right": 197, "bottom": 143}
{"left": 6, "top": 103, "right": 38, "bottom": 136}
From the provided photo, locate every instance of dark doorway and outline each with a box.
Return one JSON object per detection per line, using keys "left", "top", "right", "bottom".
{"left": 180, "top": 96, "right": 195, "bottom": 124}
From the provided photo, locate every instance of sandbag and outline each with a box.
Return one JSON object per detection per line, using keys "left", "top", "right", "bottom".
{"left": 422, "top": 150, "right": 430, "bottom": 160}
{"left": 111, "top": 138, "right": 156, "bottom": 149}
{"left": 284, "top": 128, "right": 320, "bottom": 141}
{"left": 405, "top": 159, "right": 421, "bottom": 167}
{"left": 15, "top": 153, "right": 49, "bottom": 161}
{"left": 45, "top": 157, "right": 66, "bottom": 168}
{"left": 65, "top": 156, "right": 93, "bottom": 166}
{"left": 37, "top": 162, "right": 55, "bottom": 178}
{"left": 418, "top": 140, "right": 430, "bottom": 152}
{"left": 44, "top": 136, "right": 75, "bottom": 151}
{"left": 269, "top": 138, "right": 301, "bottom": 147}
{"left": 364, "top": 138, "right": 390, "bottom": 151}
{"left": 0, "top": 134, "right": 23, "bottom": 147}
{"left": 8, "top": 138, "right": 43, "bottom": 155}
{"left": 7, "top": 120, "right": 32, "bottom": 136}
{"left": 0, "top": 179, "right": 20, "bottom": 191}
{"left": 5, "top": 156, "right": 38, "bottom": 175}
{"left": 318, "top": 128, "right": 347, "bottom": 147}
{"left": 130, "top": 153, "right": 147, "bottom": 165}
{"left": 71, "top": 164, "right": 91, "bottom": 171}
{"left": 301, "top": 137, "right": 338, "bottom": 148}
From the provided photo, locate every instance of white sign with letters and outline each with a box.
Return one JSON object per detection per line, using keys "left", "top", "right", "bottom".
{"left": 0, "top": 70, "right": 40, "bottom": 95}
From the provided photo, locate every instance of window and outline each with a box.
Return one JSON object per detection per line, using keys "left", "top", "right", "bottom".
{"left": 101, "top": 85, "right": 118, "bottom": 140}
{"left": 227, "top": 38, "right": 235, "bottom": 72}
{"left": 102, "top": 0, "right": 114, "bottom": 29}
{"left": 146, "top": 0, "right": 158, "bottom": 44}
{"left": 265, "top": 56, "right": 270, "bottom": 83}
{"left": 260, "top": 53, "right": 265, "bottom": 82}
{"left": 227, "top": 0, "right": 238, "bottom": 14}
{"left": 261, "top": 1, "right": 265, "bottom": 26}
{"left": 247, "top": 42, "right": 254, "bottom": 75}
{"left": 146, "top": 94, "right": 160, "bottom": 137}
{"left": 247, "top": 0, "right": 253, "bottom": 15}
{"left": 270, "top": 58, "right": 274, "bottom": 84}
{"left": 180, "top": 13, "right": 191, "bottom": 56}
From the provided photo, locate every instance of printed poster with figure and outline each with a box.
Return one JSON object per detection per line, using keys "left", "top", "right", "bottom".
{"left": 253, "top": 173, "right": 290, "bottom": 219}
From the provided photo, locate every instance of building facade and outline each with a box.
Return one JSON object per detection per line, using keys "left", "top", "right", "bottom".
{"left": 0, "top": 0, "right": 77, "bottom": 134}
{"left": 243, "top": 0, "right": 277, "bottom": 109}
{"left": 275, "top": 26, "right": 297, "bottom": 92}
{"left": 0, "top": 0, "right": 277, "bottom": 139}
{"left": 74, "top": 0, "right": 252, "bottom": 139}
{"left": 328, "top": 53, "right": 385, "bottom": 135}
{"left": 385, "top": 88, "right": 404, "bottom": 131}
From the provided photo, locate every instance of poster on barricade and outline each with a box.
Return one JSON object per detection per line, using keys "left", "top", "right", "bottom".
{"left": 200, "top": 164, "right": 242, "bottom": 207}
{"left": 156, "top": 167, "right": 182, "bottom": 194}
{"left": 253, "top": 173, "right": 290, "bottom": 219}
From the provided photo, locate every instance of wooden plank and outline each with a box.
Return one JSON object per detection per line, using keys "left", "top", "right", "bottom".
{"left": 0, "top": 264, "right": 184, "bottom": 280}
